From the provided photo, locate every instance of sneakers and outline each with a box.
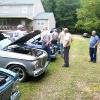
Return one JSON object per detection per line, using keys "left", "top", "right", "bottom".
{"left": 93, "top": 61, "right": 96, "bottom": 63}
{"left": 89, "top": 60, "right": 96, "bottom": 63}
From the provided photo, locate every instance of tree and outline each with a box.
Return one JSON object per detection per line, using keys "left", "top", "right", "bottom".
{"left": 42, "top": 0, "right": 80, "bottom": 33}
{"left": 76, "top": 0, "right": 100, "bottom": 34}
{"left": 42, "top": 0, "right": 56, "bottom": 12}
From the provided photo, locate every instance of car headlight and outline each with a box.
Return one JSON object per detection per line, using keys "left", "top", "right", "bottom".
{"left": 32, "top": 60, "right": 39, "bottom": 69}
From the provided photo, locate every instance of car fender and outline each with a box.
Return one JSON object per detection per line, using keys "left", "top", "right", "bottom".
{"left": 6, "top": 62, "right": 26, "bottom": 70}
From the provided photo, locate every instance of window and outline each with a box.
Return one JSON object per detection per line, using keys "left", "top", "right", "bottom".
{"left": 0, "top": 19, "right": 7, "bottom": 25}
{"left": 37, "top": 21, "right": 44, "bottom": 25}
{"left": 37, "top": 22, "right": 40, "bottom": 25}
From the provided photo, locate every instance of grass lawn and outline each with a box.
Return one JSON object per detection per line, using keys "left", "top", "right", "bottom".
{"left": 19, "top": 36, "right": 100, "bottom": 100}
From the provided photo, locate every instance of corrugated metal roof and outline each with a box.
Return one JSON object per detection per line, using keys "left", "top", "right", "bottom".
{"left": 35, "top": 13, "right": 54, "bottom": 20}
{"left": 0, "top": 0, "right": 38, "bottom": 5}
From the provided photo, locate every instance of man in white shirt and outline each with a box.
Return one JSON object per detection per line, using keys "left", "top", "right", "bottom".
{"left": 41, "top": 27, "right": 52, "bottom": 61}
{"left": 51, "top": 29, "right": 59, "bottom": 45}
{"left": 62, "top": 28, "right": 72, "bottom": 67}
{"left": 12, "top": 25, "right": 28, "bottom": 41}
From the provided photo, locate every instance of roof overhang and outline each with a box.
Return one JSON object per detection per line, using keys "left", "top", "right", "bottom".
{"left": 0, "top": 16, "right": 33, "bottom": 20}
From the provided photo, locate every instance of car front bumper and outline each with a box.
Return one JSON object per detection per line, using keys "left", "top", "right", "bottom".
{"left": 10, "top": 90, "right": 20, "bottom": 100}
{"left": 32, "top": 61, "right": 49, "bottom": 77}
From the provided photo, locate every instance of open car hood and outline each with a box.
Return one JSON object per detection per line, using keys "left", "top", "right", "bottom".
{"left": 9, "top": 31, "right": 40, "bottom": 46}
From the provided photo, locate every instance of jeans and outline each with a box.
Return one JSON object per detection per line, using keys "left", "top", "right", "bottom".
{"left": 89, "top": 48, "right": 97, "bottom": 62}
{"left": 60, "top": 43, "right": 64, "bottom": 57}
{"left": 64, "top": 46, "right": 70, "bottom": 67}
{"left": 42, "top": 42, "right": 51, "bottom": 61}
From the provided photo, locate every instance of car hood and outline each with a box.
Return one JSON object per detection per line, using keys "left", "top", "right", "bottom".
{"left": 9, "top": 32, "right": 37, "bottom": 46}
{"left": 0, "top": 38, "right": 12, "bottom": 50}
{"left": 0, "top": 50, "right": 36, "bottom": 60}
{"left": 0, "top": 31, "right": 40, "bottom": 49}
{"left": 27, "top": 34, "right": 41, "bottom": 43}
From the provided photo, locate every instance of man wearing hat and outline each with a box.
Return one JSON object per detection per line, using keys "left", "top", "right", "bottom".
{"left": 62, "top": 28, "right": 72, "bottom": 67}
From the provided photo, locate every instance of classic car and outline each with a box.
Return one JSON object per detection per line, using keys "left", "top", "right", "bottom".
{"left": 0, "top": 68, "right": 20, "bottom": 100}
{"left": 0, "top": 32, "right": 48, "bottom": 82}
{"left": 26, "top": 34, "right": 59, "bottom": 59}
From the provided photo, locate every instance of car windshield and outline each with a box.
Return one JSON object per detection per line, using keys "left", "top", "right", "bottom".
{"left": 0, "top": 38, "right": 12, "bottom": 49}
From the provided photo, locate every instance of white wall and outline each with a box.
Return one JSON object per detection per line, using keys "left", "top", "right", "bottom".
{"left": 33, "top": 19, "right": 48, "bottom": 31}
{"left": 33, "top": 0, "right": 45, "bottom": 18}
{"left": 0, "top": 5, "right": 34, "bottom": 19}
{"left": 0, "top": 0, "right": 45, "bottom": 20}
{"left": 33, "top": 17, "right": 56, "bottom": 31}
{"left": 48, "top": 15, "right": 56, "bottom": 30}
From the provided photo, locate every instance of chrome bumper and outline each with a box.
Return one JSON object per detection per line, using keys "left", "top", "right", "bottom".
{"left": 33, "top": 61, "right": 49, "bottom": 77}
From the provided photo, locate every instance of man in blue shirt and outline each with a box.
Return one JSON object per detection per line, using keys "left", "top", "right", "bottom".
{"left": 89, "top": 30, "right": 100, "bottom": 63}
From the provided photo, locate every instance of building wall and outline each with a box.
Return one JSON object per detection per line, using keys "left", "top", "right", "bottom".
{"left": 33, "top": 17, "right": 56, "bottom": 31}
{"left": 48, "top": 15, "right": 56, "bottom": 30}
{"left": 33, "top": 0, "right": 45, "bottom": 18}
{"left": 0, "top": 0, "right": 45, "bottom": 19}
{"left": 0, "top": 5, "right": 34, "bottom": 19}
{"left": 33, "top": 19, "right": 48, "bottom": 31}
{"left": 0, "top": 0, "right": 55, "bottom": 31}
{"left": 0, "top": 4, "right": 44, "bottom": 20}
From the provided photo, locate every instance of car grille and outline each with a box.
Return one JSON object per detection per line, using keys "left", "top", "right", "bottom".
{"left": 38, "top": 57, "right": 47, "bottom": 68}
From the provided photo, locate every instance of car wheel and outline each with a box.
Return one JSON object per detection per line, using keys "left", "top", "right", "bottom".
{"left": 9, "top": 65, "right": 28, "bottom": 82}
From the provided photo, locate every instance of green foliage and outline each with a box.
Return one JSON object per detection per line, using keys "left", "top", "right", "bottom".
{"left": 42, "top": 0, "right": 100, "bottom": 34}
{"left": 76, "top": 0, "right": 100, "bottom": 34}
{"left": 42, "top": 0, "right": 80, "bottom": 33}
{"left": 42, "top": 0, "right": 56, "bottom": 12}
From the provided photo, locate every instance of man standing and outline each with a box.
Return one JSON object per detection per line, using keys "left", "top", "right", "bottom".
{"left": 59, "top": 29, "right": 65, "bottom": 57}
{"left": 41, "top": 27, "right": 52, "bottom": 61}
{"left": 89, "top": 30, "right": 100, "bottom": 63}
{"left": 62, "top": 28, "right": 72, "bottom": 67}
{"left": 51, "top": 29, "right": 59, "bottom": 45}
{"left": 12, "top": 24, "right": 27, "bottom": 41}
